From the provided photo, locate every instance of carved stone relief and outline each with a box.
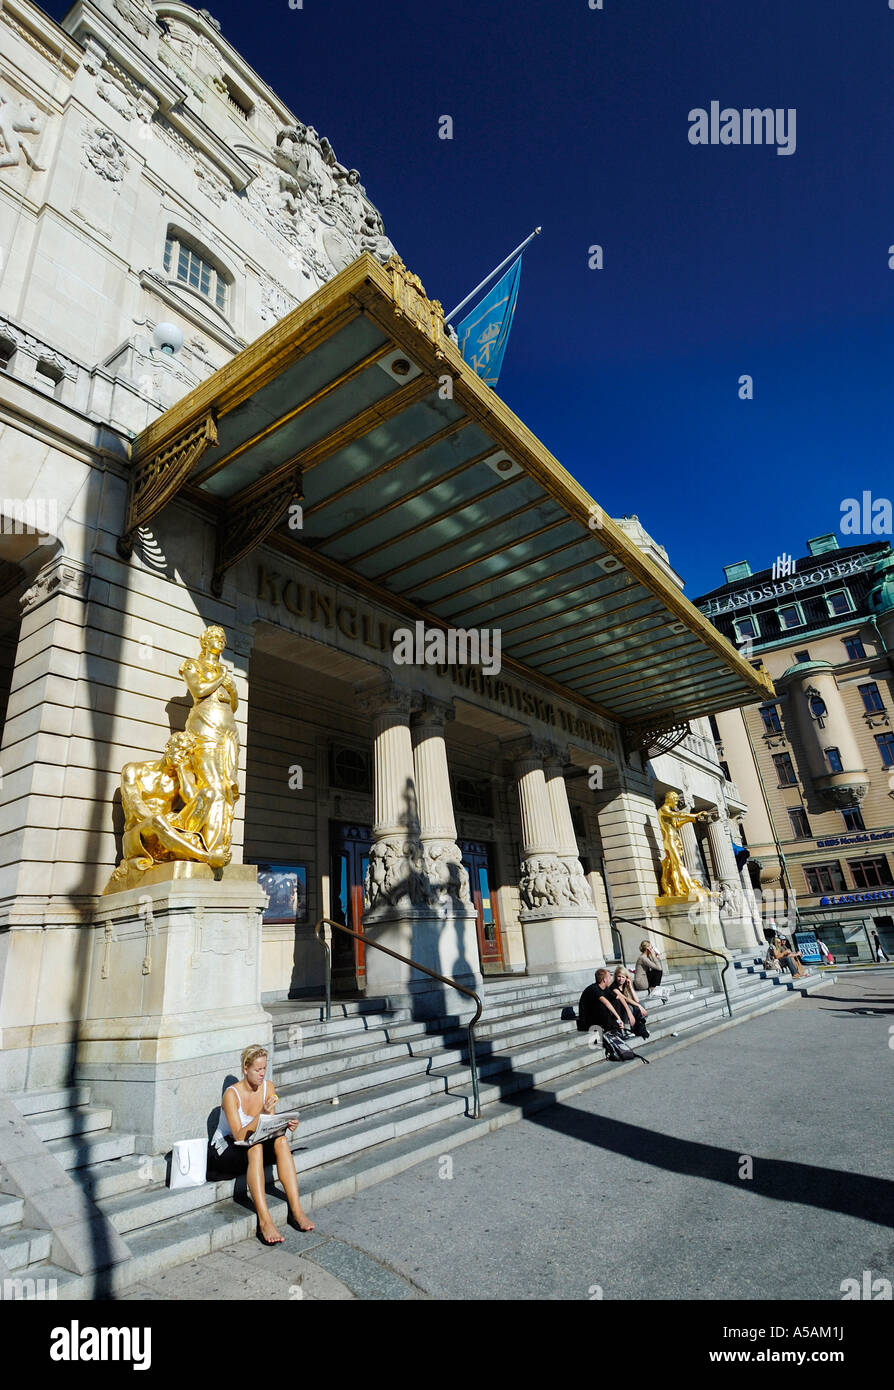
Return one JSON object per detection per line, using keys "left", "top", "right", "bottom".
{"left": 83, "top": 126, "right": 129, "bottom": 183}
{"left": 0, "top": 90, "right": 46, "bottom": 171}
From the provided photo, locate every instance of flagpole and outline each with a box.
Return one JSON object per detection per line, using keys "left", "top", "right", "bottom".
{"left": 444, "top": 227, "right": 541, "bottom": 324}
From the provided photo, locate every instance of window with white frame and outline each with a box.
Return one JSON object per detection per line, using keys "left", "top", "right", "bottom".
{"left": 777, "top": 602, "right": 805, "bottom": 630}
{"left": 734, "top": 614, "right": 760, "bottom": 642}
{"left": 826, "top": 589, "right": 854, "bottom": 618}
{"left": 164, "top": 233, "right": 229, "bottom": 313}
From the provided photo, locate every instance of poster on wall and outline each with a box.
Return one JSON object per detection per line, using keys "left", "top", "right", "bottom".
{"left": 256, "top": 863, "right": 308, "bottom": 925}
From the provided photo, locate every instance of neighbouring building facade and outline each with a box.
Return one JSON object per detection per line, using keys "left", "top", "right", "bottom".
{"left": 0, "top": 0, "right": 771, "bottom": 1149}
{"left": 695, "top": 535, "right": 894, "bottom": 963}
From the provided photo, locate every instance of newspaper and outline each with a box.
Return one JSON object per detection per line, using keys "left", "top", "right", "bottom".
{"left": 234, "top": 1111, "right": 300, "bottom": 1147}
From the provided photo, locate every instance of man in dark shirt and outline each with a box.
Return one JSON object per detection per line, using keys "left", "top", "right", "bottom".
{"left": 578, "top": 968, "right": 629, "bottom": 1034}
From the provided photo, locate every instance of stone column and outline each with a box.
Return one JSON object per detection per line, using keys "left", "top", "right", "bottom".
{"left": 679, "top": 820, "right": 708, "bottom": 888}
{"left": 359, "top": 681, "right": 479, "bottom": 1017}
{"left": 739, "top": 865, "right": 765, "bottom": 947}
{"left": 358, "top": 677, "right": 420, "bottom": 913}
{"left": 413, "top": 698, "right": 460, "bottom": 843}
{"left": 412, "top": 697, "right": 480, "bottom": 977}
{"left": 507, "top": 738, "right": 603, "bottom": 987}
{"left": 705, "top": 814, "right": 755, "bottom": 948}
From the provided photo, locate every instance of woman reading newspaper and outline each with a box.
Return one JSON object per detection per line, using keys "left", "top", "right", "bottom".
{"left": 209, "top": 1044, "right": 314, "bottom": 1242}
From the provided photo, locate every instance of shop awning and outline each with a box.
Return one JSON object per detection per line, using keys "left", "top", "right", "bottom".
{"left": 122, "top": 253, "right": 775, "bottom": 730}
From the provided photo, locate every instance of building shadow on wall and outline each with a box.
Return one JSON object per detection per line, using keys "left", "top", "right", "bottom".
{"left": 58, "top": 506, "right": 231, "bottom": 1296}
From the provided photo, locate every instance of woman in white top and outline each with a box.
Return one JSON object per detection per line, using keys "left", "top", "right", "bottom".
{"left": 209, "top": 1044, "right": 313, "bottom": 1243}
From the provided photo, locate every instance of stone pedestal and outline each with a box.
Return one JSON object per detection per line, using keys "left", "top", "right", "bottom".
{"left": 360, "top": 683, "right": 479, "bottom": 1019}
{"left": 509, "top": 740, "right": 604, "bottom": 990}
{"left": 76, "top": 863, "right": 272, "bottom": 1153}
{"left": 656, "top": 898, "right": 740, "bottom": 997}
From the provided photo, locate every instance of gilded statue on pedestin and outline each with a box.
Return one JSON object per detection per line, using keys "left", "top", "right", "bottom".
{"left": 104, "top": 625, "right": 239, "bottom": 894}
{"left": 655, "top": 790, "right": 715, "bottom": 904}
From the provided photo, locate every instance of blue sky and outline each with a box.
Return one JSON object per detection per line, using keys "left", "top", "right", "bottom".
{"left": 49, "top": 0, "right": 894, "bottom": 596}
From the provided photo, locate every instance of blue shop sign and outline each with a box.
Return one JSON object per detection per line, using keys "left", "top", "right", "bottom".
{"left": 819, "top": 888, "right": 894, "bottom": 906}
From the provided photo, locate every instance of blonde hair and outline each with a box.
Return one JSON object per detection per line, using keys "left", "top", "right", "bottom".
{"left": 640, "top": 940, "right": 653, "bottom": 952}
{"left": 241, "top": 1045, "right": 267, "bottom": 1073}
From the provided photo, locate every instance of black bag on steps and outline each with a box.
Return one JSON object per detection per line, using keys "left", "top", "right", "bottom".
{"left": 603, "top": 1030, "right": 650, "bottom": 1064}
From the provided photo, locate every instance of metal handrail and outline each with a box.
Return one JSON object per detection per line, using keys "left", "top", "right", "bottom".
{"left": 611, "top": 914, "right": 733, "bottom": 1018}
{"left": 314, "top": 916, "right": 484, "bottom": 1118}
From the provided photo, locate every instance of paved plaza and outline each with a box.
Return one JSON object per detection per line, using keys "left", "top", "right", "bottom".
{"left": 116, "top": 970, "right": 894, "bottom": 1302}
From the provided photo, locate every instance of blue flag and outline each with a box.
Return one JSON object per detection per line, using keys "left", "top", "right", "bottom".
{"left": 457, "top": 256, "right": 522, "bottom": 387}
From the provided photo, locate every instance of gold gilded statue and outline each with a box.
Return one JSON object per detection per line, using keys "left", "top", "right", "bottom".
{"left": 104, "top": 625, "right": 239, "bottom": 894}
{"left": 655, "top": 791, "right": 714, "bottom": 904}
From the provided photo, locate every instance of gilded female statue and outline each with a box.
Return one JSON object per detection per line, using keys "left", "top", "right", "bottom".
{"left": 103, "top": 626, "right": 240, "bottom": 894}
{"left": 656, "top": 791, "right": 712, "bottom": 902}
{"left": 177, "top": 625, "right": 240, "bottom": 858}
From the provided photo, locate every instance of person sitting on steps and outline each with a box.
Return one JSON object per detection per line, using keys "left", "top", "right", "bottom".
{"left": 772, "top": 936, "right": 809, "bottom": 980}
{"left": 610, "top": 965, "right": 650, "bottom": 1039}
{"left": 633, "top": 940, "right": 667, "bottom": 1002}
{"left": 577, "top": 968, "right": 635, "bottom": 1038}
{"left": 208, "top": 1044, "right": 314, "bottom": 1244}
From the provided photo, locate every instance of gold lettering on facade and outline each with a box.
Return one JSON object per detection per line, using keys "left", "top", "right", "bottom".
{"left": 253, "top": 564, "right": 614, "bottom": 755}
{"left": 311, "top": 591, "right": 333, "bottom": 627}
{"left": 337, "top": 605, "right": 358, "bottom": 640}
{"left": 256, "top": 564, "right": 281, "bottom": 606}
{"left": 282, "top": 578, "right": 307, "bottom": 616}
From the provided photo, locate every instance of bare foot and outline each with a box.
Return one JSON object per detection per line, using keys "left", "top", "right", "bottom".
{"left": 258, "top": 1218, "right": 284, "bottom": 1245}
{"left": 289, "top": 1209, "right": 315, "bottom": 1232}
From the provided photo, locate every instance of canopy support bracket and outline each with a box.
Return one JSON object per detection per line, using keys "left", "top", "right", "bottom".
{"left": 211, "top": 464, "right": 303, "bottom": 597}
{"left": 118, "top": 411, "right": 218, "bottom": 559}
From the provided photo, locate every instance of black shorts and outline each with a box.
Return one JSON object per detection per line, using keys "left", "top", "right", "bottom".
{"left": 208, "top": 1136, "right": 280, "bottom": 1176}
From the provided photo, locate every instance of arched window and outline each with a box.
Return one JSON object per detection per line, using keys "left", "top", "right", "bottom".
{"left": 163, "top": 231, "right": 230, "bottom": 313}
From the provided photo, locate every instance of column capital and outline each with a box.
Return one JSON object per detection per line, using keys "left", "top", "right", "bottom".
{"left": 542, "top": 742, "right": 571, "bottom": 772}
{"left": 412, "top": 697, "right": 455, "bottom": 730}
{"left": 501, "top": 734, "right": 553, "bottom": 766}
{"left": 354, "top": 676, "right": 421, "bottom": 720}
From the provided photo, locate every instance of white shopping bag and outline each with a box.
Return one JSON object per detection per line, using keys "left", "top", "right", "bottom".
{"left": 169, "top": 1138, "right": 207, "bottom": 1189}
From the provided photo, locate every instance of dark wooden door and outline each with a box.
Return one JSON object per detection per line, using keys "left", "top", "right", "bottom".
{"left": 330, "top": 822, "right": 372, "bottom": 988}
{"left": 460, "top": 839, "right": 503, "bottom": 967}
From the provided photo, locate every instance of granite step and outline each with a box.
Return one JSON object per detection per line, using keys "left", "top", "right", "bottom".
{"left": 30, "top": 1105, "right": 115, "bottom": 1144}
{"left": 0, "top": 1193, "right": 25, "bottom": 1229}
{"left": 0, "top": 1225, "right": 53, "bottom": 1272}
{"left": 14, "top": 1085, "right": 92, "bottom": 1117}
{"left": 46, "top": 1129, "right": 137, "bottom": 1171}
{"left": 26, "top": 970, "right": 831, "bottom": 1298}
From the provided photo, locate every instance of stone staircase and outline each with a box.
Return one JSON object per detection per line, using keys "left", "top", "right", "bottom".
{"left": 1, "top": 953, "right": 831, "bottom": 1298}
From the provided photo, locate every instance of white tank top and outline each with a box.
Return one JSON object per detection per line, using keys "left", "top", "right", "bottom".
{"left": 210, "top": 1080, "right": 267, "bottom": 1153}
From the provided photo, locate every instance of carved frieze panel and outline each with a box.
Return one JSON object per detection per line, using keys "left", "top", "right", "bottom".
{"left": 0, "top": 88, "right": 46, "bottom": 171}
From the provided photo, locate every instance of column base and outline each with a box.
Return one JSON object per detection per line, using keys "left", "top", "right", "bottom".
{"left": 362, "top": 904, "right": 482, "bottom": 1020}
{"left": 519, "top": 909, "right": 605, "bottom": 989}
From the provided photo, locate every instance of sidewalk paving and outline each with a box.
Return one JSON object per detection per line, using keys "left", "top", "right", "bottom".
{"left": 115, "top": 970, "right": 894, "bottom": 1301}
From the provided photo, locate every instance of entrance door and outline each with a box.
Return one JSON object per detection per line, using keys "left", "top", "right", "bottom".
{"left": 329, "top": 822, "right": 372, "bottom": 989}
{"left": 459, "top": 839, "right": 503, "bottom": 967}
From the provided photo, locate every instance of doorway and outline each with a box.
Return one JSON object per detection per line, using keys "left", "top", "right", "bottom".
{"left": 459, "top": 839, "right": 504, "bottom": 967}
{"left": 329, "top": 822, "right": 371, "bottom": 991}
